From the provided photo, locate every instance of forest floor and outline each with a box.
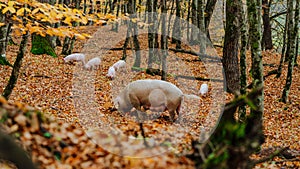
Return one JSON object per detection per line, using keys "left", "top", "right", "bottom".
{"left": 0, "top": 25, "right": 299, "bottom": 168}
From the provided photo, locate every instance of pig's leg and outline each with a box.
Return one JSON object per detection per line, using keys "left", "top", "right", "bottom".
{"left": 167, "top": 102, "right": 177, "bottom": 122}
{"left": 129, "top": 93, "right": 145, "bottom": 122}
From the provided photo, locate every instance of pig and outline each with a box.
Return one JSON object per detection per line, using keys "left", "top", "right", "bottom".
{"left": 114, "top": 79, "right": 183, "bottom": 121}
{"left": 63, "top": 53, "right": 85, "bottom": 65}
{"left": 84, "top": 57, "right": 101, "bottom": 70}
{"left": 106, "top": 66, "right": 116, "bottom": 79}
{"left": 112, "top": 60, "right": 126, "bottom": 71}
{"left": 199, "top": 83, "right": 208, "bottom": 95}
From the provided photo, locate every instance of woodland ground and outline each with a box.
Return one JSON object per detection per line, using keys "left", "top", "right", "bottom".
{"left": 0, "top": 25, "right": 299, "bottom": 168}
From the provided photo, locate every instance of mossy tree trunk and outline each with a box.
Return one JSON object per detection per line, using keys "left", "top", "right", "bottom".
{"left": 188, "top": 87, "right": 264, "bottom": 169}
{"left": 281, "top": 0, "right": 299, "bottom": 103}
{"left": 222, "top": 0, "right": 240, "bottom": 94}
{"left": 284, "top": 0, "right": 295, "bottom": 63}
{"left": 247, "top": 0, "right": 265, "bottom": 152}
{"left": 238, "top": 0, "right": 248, "bottom": 120}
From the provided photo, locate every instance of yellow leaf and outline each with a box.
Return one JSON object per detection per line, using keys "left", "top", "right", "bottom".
{"left": 0, "top": 4, "right": 7, "bottom": 9}
{"left": 17, "top": 8, "right": 25, "bottom": 16}
{"left": 0, "top": 23, "right": 5, "bottom": 26}
{"left": 31, "top": 8, "right": 40, "bottom": 15}
{"left": 50, "top": 10, "right": 57, "bottom": 19}
{"left": 81, "top": 33, "right": 91, "bottom": 38}
{"left": 131, "top": 18, "right": 137, "bottom": 23}
{"left": 63, "top": 17, "right": 72, "bottom": 26}
{"left": 75, "top": 33, "right": 86, "bottom": 40}
{"left": 81, "top": 17, "right": 88, "bottom": 25}
{"left": 14, "top": 29, "right": 22, "bottom": 36}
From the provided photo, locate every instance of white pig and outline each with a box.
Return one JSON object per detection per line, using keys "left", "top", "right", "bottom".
{"left": 107, "top": 66, "right": 116, "bottom": 79}
{"left": 112, "top": 60, "right": 126, "bottom": 71}
{"left": 63, "top": 53, "right": 85, "bottom": 64}
{"left": 199, "top": 83, "right": 208, "bottom": 95}
{"left": 84, "top": 57, "right": 101, "bottom": 70}
{"left": 114, "top": 79, "right": 183, "bottom": 121}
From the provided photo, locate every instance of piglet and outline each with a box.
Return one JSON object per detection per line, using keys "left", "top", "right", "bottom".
{"left": 107, "top": 66, "right": 116, "bottom": 79}
{"left": 112, "top": 60, "right": 126, "bottom": 71}
{"left": 84, "top": 57, "right": 101, "bottom": 70}
{"left": 199, "top": 83, "right": 208, "bottom": 95}
{"left": 63, "top": 53, "right": 85, "bottom": 65}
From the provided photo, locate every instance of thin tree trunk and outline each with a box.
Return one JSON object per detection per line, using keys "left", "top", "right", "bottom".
{"left": 111, "top": 0, "right": 121, "bottom": 31}
{"left": 190, "top": 0, "right": 198, "bottom": 45}
{"left": 167, "top": 0, "right": 175, "bottom": 37}
{"left": 247, "top": 0, "right": 265, "bottom": 157}
{"left": 147, "top": 0, "right": 154, "bottom": 68}
{"left": 238, "top": 0, "right": 248, "bottom": 120}
{"left": 173, "top": 0, "right": 181, "bottom": 49}
{"left": 281, "top": 0, "right": 299, "bottom": 103}
{"left": 186, "top": 0, "right": 191, "bottom": 43}
{"left": 222, "top": 0, "right": 240, "bottom": 94}
{"left": 276, "top": 12, "right": 289, "bottom": 78}
{"left": 161, "top": 0, "right": 167, "bottom": 80}
{"left": 285, "top": 0, "right": 295, "bottom": 62}
{"left": 294, "top": 1, "right": 300, "bottom": 66}
{"left": 197, "top": 0, "right": 206, "bottom": 54}
{"left": 0, "top": 13, "right": 8, "bottom": 58}
{"left": 295, "top": 35, "right": 299, "bottom": 66}
{"left": 204, "top": 0, "right": 217, "bottom": 41}
{"left": 3, "top": 32, "right": 29, "bottom": 99}
{"left": 262, "top": 0, "right": 273, "bottom": 50}
{"left": 61, "top": 37, "right": 71, "bottom": 55}
{"left": 128, "top": 0, "right": 141, "bottom": 67}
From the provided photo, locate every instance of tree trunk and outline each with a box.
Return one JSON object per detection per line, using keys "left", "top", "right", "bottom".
{"left": 190, "top": 0, "right": 198, "bottom": 45}
{"left": 204, "top": 0, "right": 217, "bottom": 41}
{"left": 111, "top": 0, "right": 121, "bottom": 31}
{"left": 147, "top": 0, "right": 154, "bottom": 68}
{"left": 222, "top": 0, "right": 240, "bottom": 94}
{"left": 295, "top": 35, "right": 299, "bottom": 66}
{"left": 127, "top": 0, "right": 141, "bottom": 67}
{"left": 247, "top": 0, "right": 265, "bottom": 152}
{"left": 61, "top": 37, "right": 71, "bottom": 55}
{"left": 167, "top": 0, "right": 175, "bottom": 37}
{"left": 0, "top": 13, "right": 8, "bottom": 59}
{"left": 161, "top": 0, "right": 167, "bottom": 81}
{"left": 186, "top": 0, "right": 191, "bottom": 43}
{"left": 0, "top": 130, "right": 37, "bottom": 169}
{"left": 285, "top": 0, "right": 295, "bottom": 62}
{"left": 262, "top": 0, "right": 273, "bottom": 50}
{"left": 281, "top": 0, "right": 299, "bottom": 103}
{"left": 188, "top": 87, "right": 264, "bottom": 169}
{"left": 238, "top": 0, "right": 248, "bottom": 120}
{"left": 173, "top": 0, "right": 181, "bottom": 49}
{"left": 2, "top": 32, "right": 29, "bottom": 99}
{"left": 197, "top": 0, "right": 206, "bottom": 54}
{"left": 276, "top": 12, "right": 289, "bottom": 78}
